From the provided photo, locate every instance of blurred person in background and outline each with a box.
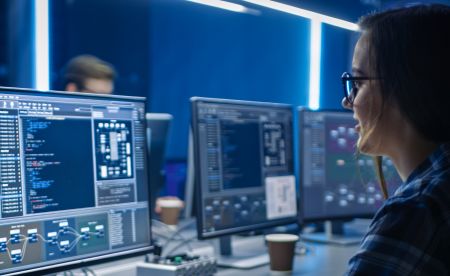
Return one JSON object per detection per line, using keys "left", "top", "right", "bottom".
{"left": 64, "top": 55, "right": 116, "bottom": 95}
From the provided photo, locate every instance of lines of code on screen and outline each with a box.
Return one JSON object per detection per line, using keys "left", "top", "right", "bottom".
{"left": 220, "top": 120, "right": 262, "bottom": 190}
{"left": 22, "top": 117, "right": 95, "bottom": 214}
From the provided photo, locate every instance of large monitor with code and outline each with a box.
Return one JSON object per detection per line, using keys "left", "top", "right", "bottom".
{"left": 0, "top": 87, "right": 152, "bottom": 275}
{"left": 299, "top": 107, "right": 403, "bottom": 221}
{"left": 191, "top": 98, "right": 298, "bottom": 241}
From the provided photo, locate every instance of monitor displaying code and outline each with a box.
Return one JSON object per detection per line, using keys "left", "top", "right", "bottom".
{"left": 0, "top": 89, "right": 151, "bottom": 275}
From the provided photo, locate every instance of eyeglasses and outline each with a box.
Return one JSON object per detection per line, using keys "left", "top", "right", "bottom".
{"left": 341, "top": 72, "right": 372, "bottom": 104}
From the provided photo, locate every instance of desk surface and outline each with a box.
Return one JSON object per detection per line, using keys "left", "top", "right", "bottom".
{"left": 191, "top": 235, "right": 358, "bottom": 276}
{"left": 217, "top": 241, "right": 358, "bottom": 276}
{"left": 55, "top": 220, "right": 366, "bottom": 276}
{"left": 56, "top": 238, "right": 359, "bottom": 276}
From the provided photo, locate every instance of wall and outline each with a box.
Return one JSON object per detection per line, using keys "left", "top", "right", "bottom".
{"left": 50, "top": 0, "right": 151, "bottom": 99}
{"left": 2, "top": 0, "right": 358, "bottom": 160}
{"left": 320, "top": 24, "right": 356, "bottom": 109}
{"left": 0, "top": 1, "right": 8, "bottom": 87}
{"left": 151, "top": 0, "right": 312, "bottom": 158}
{"left": 150, "top": 0, "right": 354, "bottom": 159}
{"left": 6, "top": 0, "right": 34, "bottom": 89}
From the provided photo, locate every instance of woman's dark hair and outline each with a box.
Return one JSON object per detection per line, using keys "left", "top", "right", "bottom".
{"left": 357, "top": 4, "right": 450, "bottom": 199}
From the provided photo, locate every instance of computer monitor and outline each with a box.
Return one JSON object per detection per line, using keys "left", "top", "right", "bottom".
{"left": 191, "top": 97, "right": 298, "bottom": 268}
{"left": 0, "top": 87, "right": 152, "bottom": 275}
{"left": 298, "top": 107, "right": 402, "bottom": 244}
{"left": 146, "top": 113, "right": 172, "bottom": 218}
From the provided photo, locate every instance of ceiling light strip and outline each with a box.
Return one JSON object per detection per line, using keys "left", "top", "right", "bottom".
{"left": 243, "top": 0, "right": 358, "bottom": 30}
{"left": 187, "top": 0, "right": 256, "bottom": 14}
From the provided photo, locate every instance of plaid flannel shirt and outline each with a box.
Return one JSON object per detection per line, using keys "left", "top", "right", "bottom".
{"left": 344, "top": 142, "right": 450, "bottom": 276}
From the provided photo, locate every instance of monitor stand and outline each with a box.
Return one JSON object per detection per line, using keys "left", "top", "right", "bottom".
{"left": 301, "top": 220, "right": 366, "bottom": 245}
{"left": 211, "top": 236, "right": 269, "bottom": 269}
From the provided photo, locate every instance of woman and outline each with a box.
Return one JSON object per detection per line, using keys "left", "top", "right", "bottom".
{"left": 342, "top": 4, "right": 450, "bottom": 275}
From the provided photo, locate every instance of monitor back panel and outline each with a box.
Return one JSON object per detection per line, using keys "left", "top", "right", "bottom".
{"left": 0, "top": 88, "right": 152, "bottom": 275}
{"left": 146, "top": 113, "right": 172, "bottom": 218}
{"left": 299, "top": 107, "right": 403, "bottom": 221}
{"left": 191, "top": 98, "right": 298, "bottom": 239}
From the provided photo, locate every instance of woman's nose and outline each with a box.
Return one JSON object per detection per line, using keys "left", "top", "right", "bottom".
{"left": 342, "top": 97, "right": 352, "bottom": 110}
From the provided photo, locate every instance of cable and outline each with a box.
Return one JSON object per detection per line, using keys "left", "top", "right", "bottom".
{"left": 152, "top": 219, "right": 192, "bottom": 249}
{"left": 152, "top": 230, "right": 187, "bottom": 241}
{"left": 152, "top": 232, "right": 171, "bottom": 239}
{"left": 161, "top": 220, "right": 197, "bottom": 255}
{"left": 162, "top": 220, "right": 197, "bottom": 249}
{"left": 82, "top": 267, "right": 97, "bottom": 276}
{"left": 152, "top": 219, "right": 188, "bottom": 239}
{"left": 164, "top": 235, "right": 198, "bottom": 256}
{"left": 152, "top": 219, "right": 194, "bottom": 251}
{"left": 164, "top": 235, "right": 214, "bottom": 257}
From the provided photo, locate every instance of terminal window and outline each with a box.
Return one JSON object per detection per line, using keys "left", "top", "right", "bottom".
{"left": 22, "top": 117, "right": 95, "bottom": 214}
{"left": 220, "top": 120, "right": 262, "bottom": 190}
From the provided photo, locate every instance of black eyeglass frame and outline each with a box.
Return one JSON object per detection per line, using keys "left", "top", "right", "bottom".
{"left": 341, "top": 72, "right": 372, "bottom": 104}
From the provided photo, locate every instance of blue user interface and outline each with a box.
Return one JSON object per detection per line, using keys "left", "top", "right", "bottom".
{"left": 0, "top": 90, "right": 151, "bottom": 274}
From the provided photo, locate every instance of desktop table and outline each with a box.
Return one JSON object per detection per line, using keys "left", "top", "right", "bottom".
{"left": 53, "top": 219, "right": 365, "bottom": 276}
{"left": 216, "top": 241, "right": 358, "bottom": 276}
{"left": 53, "top": 237, "right": 359, "bottom": 276}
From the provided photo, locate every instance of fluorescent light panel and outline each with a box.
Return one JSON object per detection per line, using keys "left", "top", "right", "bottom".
{"left": 187, "top": 0, "right": 259, "bottom": 14}
{"left": 35, "top": 0, "right": 50, "bottom": 91}
{"left": 309, "top": 19, "right": 322, "bottom": 110}
{"left": 243, "top": 0, "right": 358, "bottom": 30}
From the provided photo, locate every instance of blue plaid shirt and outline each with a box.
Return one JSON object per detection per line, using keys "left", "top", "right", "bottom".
{"left": 344, "top": 142, "right": 450, "bottom": 276}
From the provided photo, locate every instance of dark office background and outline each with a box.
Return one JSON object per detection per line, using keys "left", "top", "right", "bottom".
{"left": 0, "top": 0, "right": 374, "bottom": 159}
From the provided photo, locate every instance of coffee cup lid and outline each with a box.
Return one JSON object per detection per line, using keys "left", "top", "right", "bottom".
{"left": 157, "top": 200, "right": 183, "bottom": 208}
{"left": 265, "top": 234, "right": 299, "bottom": 242}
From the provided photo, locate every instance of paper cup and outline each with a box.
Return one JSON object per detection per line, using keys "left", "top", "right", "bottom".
{"left": 265, "top": 234, "right": 299, "bottom": 274}
{"left": 157, "top": 200, "right": 183, "bottom": 226}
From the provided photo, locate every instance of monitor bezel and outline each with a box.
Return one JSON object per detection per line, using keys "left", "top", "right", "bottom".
{"left": 191, "top": 97, "right": 299, "bottom": 240}
{"left": 0, "top": 86, "right": 153, "bottom": 276}
{"left": 298, "top": 106, "right": 377, "bottom": 223}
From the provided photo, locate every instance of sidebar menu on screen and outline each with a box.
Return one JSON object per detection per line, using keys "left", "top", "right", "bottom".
{"left": 0, "top": 109, "right": 23, "bottom": 218}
